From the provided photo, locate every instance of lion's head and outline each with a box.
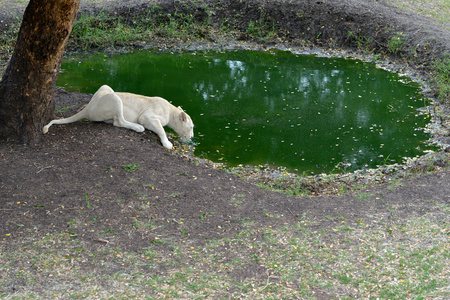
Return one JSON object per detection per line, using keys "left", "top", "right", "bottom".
{"left": 175, "top": 107, "right": 194, "bottom": 142}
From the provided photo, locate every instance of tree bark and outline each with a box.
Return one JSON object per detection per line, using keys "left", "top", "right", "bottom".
{"left": 0, "top": 0, "right": 80, "bottom": 145}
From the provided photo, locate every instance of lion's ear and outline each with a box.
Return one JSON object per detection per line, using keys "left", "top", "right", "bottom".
{"left": 180, "top": 111, "right": 187, "bottom": 122}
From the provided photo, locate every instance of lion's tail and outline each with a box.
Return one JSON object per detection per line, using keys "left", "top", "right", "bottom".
{"left": 42, "top": 109, "right": 88, "bottom": 134}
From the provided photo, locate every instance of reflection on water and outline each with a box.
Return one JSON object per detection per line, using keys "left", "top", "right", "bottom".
{"left": 57, "top": 50, "right": 434, "bottom": 173}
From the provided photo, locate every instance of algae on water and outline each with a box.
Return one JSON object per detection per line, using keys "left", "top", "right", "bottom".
{"left": 58, "top": 50, "right": 434, "bottom": 174}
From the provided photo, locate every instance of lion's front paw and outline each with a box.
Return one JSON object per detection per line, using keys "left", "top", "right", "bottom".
{"left": 163, "top": 141, "right": 173, "bottom": 149}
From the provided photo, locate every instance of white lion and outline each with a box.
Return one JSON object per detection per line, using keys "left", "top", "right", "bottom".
{"left": 43, "top": 85, "right": 194, "bottom": 149}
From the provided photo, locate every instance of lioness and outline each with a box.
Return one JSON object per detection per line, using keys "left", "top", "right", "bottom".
{"left": 43, "top": 85, "right": 194, "bottom": 149}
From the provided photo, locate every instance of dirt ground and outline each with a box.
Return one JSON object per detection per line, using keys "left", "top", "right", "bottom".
{"left": 0, "top": 0, "right": 449, "bottom": 298}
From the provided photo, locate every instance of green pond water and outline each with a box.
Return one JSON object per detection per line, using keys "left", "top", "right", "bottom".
{"left": 57, "top": 50, "right": 434, "bottom": 174}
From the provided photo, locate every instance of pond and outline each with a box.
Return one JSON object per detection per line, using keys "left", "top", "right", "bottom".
{"left": 57, "top": 50, "right": 434, "bottom": 174}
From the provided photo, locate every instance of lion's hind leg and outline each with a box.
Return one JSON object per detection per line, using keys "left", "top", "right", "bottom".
{"left": 98, "top": 92, "right": 145, "bottom": 133}
{"left": 43, "top": 85, "right": 113, "bottom": 134}
{"left": 112, "top": 115, "right": 145, "bottom": 133}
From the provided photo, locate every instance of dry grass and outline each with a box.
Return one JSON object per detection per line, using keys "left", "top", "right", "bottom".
{"left": 1, "top": 205, "right": 449, "bottom": 298}
{"left": 385, "top": 0, "right": 450, "bottom": 25}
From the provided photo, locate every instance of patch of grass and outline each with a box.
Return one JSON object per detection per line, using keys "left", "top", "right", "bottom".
{"left": 229, "top": 194, "right": 247, "bottom": 206}
{"left": 132, "top": 219, "right": 157, "bottom": 230}
{"left": 388, "top": 176, "right": 404, "bottom": 190}
{"left": 388, "top": 32, "right": 409, "bottom": 54}
{"left": 122, "top": 164, "right": 140, "bottom": 173}
{"left": 434, "top": 53, "right": 450, "bottom": 102}
{"left": 348, "top": 31, "right": 373, "bottom": 54}
{"left": 84, "top": 193, "right": 91, "bottom": 209}
{"left": 154, "top": 9, "right": 209, "bottom": 40}
{"left": 70, "top": 11, "right": 147, "bottom": 50}
{"left": 54, "top": 105, "right": 76, "bottom": 115}
{"left": 176, "top": 171, "right": 189, "bottom": 175}
{"left": 167, "top": 191, "right": 181, "bottom": 198}
{"left": 257, "top": 175, "right": 312, "bottom": 196}
{"left": 229, "top": 197, "right": 243, "bottom": 206}
{"left": 69, "top": 4, "right": 213, "bottom": 50}
{"left": 256, "top": 172, "right": 346, "bottom": 196}
{"left": 246, "top": 11, "right": 277, "bottom": 42}
{"left": 200, "top": 211, "right": 217, "bottom": 221}
{"left": 355, "top": 192, "right": 373, "bottom": 201}
{"left": 143, "top": 183, "right": 155, "bottom": 189}
{"left": 67, "top": 218, "right": 79, "bottom": 228}
{"left": 4, "top": 210, "right": 448, "bottom": 298}
{"left": 0, "top": 16, "right": 20, "bottom": 54}
{"left": 385, "top": 0, "right": 450, "bottom": 24}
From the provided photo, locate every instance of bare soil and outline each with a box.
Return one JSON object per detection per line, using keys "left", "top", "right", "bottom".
{"left": 1, "top": 0, "right": 449, "bottom": 297}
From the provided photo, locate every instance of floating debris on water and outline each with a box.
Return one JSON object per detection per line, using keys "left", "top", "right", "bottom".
{"left": 58, "top": 49, "right": 437, "bottom": 174}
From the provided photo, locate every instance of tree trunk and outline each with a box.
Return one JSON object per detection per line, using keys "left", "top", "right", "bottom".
{"left": 0, "top": 0, "right": 80, "bottom": 145}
